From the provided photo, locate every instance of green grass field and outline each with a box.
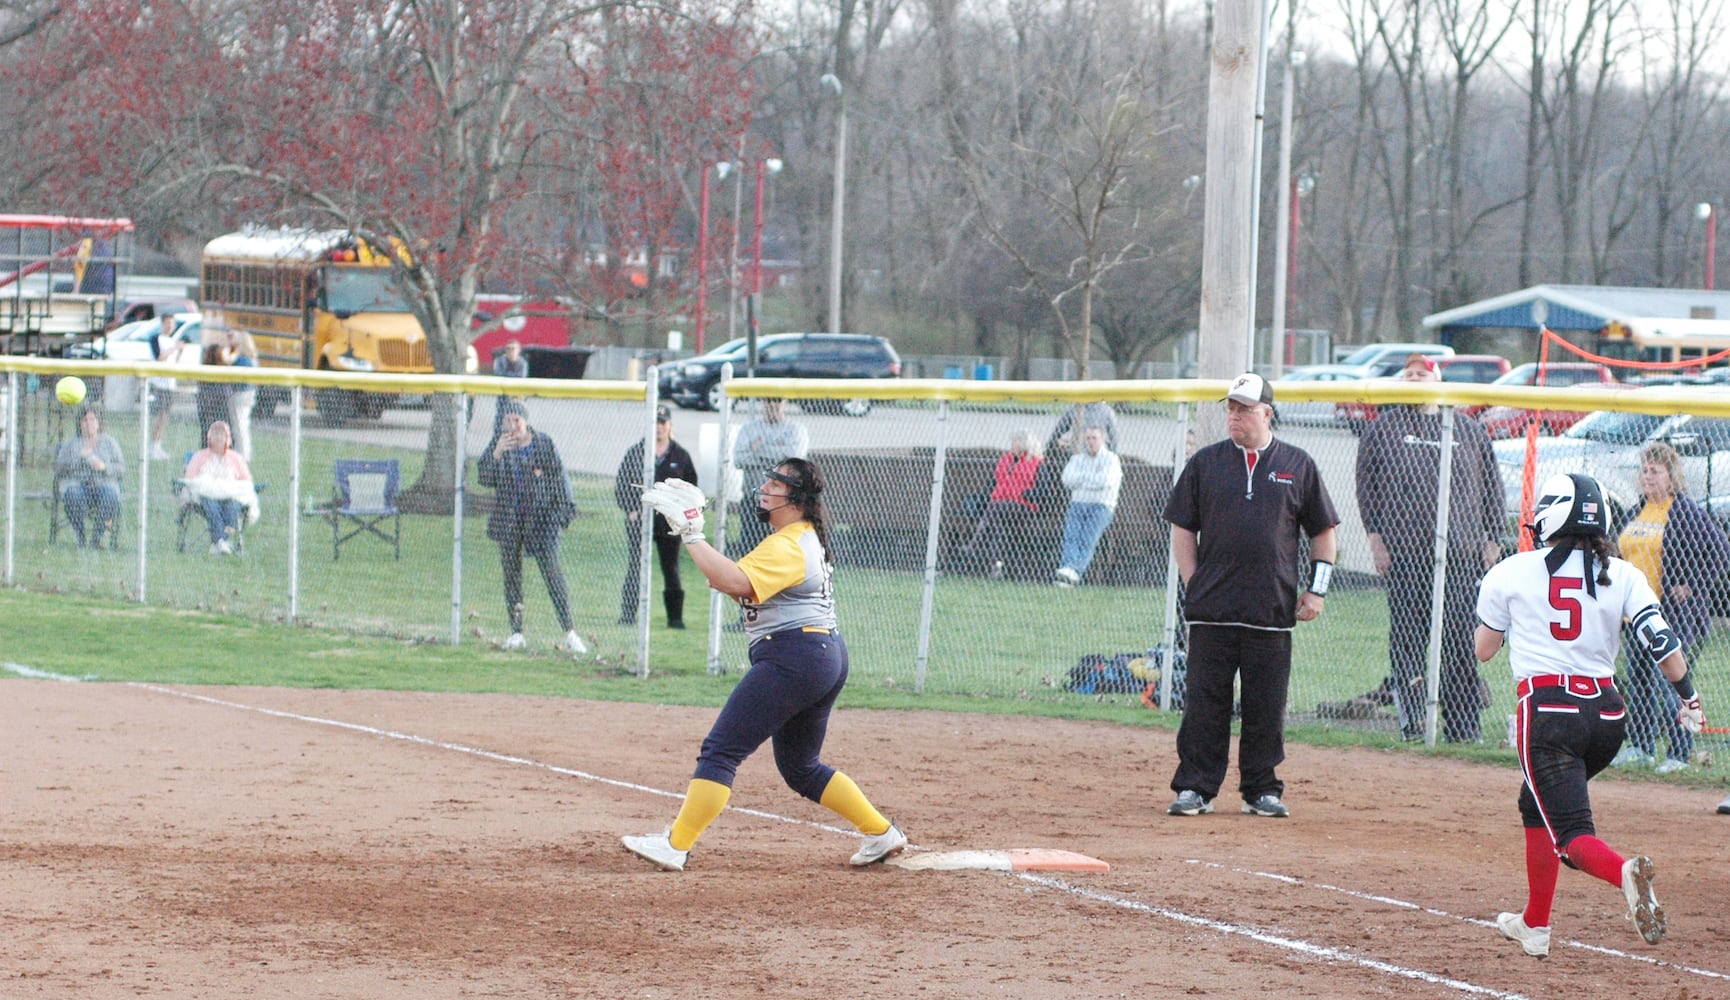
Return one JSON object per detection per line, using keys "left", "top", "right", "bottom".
{"left": 8, "top": 392, "right": 1728, "bottom": 782}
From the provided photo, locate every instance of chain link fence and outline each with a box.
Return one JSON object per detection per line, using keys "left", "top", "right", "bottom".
{"left": 7, "top": 359, "right": 1730, "bottom": 770}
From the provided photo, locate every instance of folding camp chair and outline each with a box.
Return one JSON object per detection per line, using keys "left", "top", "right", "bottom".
{"left": 328, "top": 458, "right": 401, "bottom": 560}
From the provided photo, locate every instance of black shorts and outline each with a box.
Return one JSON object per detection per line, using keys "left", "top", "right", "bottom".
{"left": 1512, "top": 676, "right": 1626, "bottom": 850}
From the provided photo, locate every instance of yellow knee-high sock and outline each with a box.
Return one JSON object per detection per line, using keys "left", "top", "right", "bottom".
{"left": 669, "top": 779, "right": 731, "bottom": 851}
{"left": 819, "top": 771, "right": 891, "bottom": 835}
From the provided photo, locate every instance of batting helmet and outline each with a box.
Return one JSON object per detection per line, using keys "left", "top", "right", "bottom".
{"left": 1532, "top": 472, "right": 1608, "bottom": 546}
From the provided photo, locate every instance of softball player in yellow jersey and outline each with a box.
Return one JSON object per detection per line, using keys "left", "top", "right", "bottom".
{"left": 623, "top": 458, "right": 907, "bottom": 871}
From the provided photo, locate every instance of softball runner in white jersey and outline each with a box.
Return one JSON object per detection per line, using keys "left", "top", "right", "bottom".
{"left": 1475, "top": 473, "right": 1703, "bottom": 957}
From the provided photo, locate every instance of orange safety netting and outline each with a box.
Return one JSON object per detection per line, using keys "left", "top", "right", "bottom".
{"left": 1513, "top": 327, "right": 1726, "bottom": 550}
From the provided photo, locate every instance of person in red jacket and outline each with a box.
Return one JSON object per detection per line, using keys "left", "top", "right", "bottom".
{"left": 962, "top": 429, "right": 1045, "bottom": 578}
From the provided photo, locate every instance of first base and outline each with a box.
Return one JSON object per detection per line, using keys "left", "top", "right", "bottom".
{"left": 889, "top": 848, "right": 1108, "bottom": 873}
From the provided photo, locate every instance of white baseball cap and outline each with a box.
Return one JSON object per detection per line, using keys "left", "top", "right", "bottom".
{"left": 1225, "top": 372, "right": 1274, "bottom": 407}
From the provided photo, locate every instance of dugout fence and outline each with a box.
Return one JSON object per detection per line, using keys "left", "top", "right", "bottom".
{"left": 6, "top": 355, "right": 1730, "bottom": 767}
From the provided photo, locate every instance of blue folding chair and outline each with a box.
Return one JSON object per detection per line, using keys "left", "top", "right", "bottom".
{"left": 328, "top": 459, "right": 401, "bottom": 560}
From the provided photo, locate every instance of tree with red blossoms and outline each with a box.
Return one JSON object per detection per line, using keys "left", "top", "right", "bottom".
{"left": 12, "top": 0, "right": 757, "bottom": 506}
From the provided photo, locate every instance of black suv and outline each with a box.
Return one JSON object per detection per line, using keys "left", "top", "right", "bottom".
{"left": 664, "top": 333, "right": 901, "bottom": 415}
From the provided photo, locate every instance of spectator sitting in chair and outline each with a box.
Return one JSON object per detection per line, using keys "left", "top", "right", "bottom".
{"left": 53, "top": 405, "right": 124, "bottom": 548}
{"left": 182, "top": 420, "right": 257, "bottom": 556}
{"left": 1054, "top": 425, "right": 1121, "bottom": 587}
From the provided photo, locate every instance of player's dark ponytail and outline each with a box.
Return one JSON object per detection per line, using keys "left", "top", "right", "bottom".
{"left": 776, "top": 457, "right": 832, "bottom": 562}
{"left": 1544, "top": 534, "right": 1616, "bottom": 595}
{"left": 1588, "top": 535, "right": 1617, "bottom": 587}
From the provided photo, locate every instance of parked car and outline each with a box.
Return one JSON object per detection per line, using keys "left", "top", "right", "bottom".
{"left": 1595, "top": 408, "right": 1730, "bottom": 514}
{"left": 1273, "top": 364, "right": 1365, "bottom": 427}
{"left": 1492, "top": 407, "right": 1672, "bottom": 521}
{"left": 1467, "top": 362, "right": 1620, "bottom": 437}
{"left": 67, "top": 312, "right": 203, "bottom": 362}
{"left": 1332, "top": 342, "right": 1455, "bottom": 371}
{"left": 107, "top": 297, "right": 198, "bottom": 329}
{"left": 1462, "top": 361, "right": 1616, "bottom": 419}
{"left": 1494, "top": 394, "right": 1730, "bottom": 522}
{"left": 665, "top": 333, "right": 901, "bottom": 416}
{"left": 1335, "top": 353, "right": 1511, "bottom": 429}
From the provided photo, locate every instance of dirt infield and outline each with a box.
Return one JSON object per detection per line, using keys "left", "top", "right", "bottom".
{"left": 4, "top": 679, "right": 1727, "bottom": 998}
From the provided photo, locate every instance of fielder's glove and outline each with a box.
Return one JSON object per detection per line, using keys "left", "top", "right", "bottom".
{"left": 642, "top": 479, "right": 708, "bottom": 544}
{"left": 1677, "top": 695, "right": 1706, "bottom": 734}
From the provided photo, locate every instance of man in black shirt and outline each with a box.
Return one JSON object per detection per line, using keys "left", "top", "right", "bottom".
{"left": 615, "top": 405, "right": 700, "bottom": 628}
{"left": 1355, "top": 354, "right": 1503, "bottom": 742}
{"left": 1164, "top": 373, "right": 1339, "bottom": 819}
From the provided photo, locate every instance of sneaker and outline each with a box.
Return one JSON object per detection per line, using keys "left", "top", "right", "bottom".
{"left": 622, "top": 831, "right": 688, "bottom": 871}
{"left": 149, "top": 444, "right": 170, "bottom": 462}
{"left": 562, "top": 630, "right": 588, "bottom": 654}
{"left": 1717, "top": 794, "right": 1730, "bottom": 816}
{"left": 1054, "top": 577, "right": 1074, "bottom": 589}
{"left": 502, "top": 632, "right": 526, "bottom": 651}
{"left": 1242, "top": 793, "right": 1291, "bottom": 818}
{"left": 215, "top": 539, "right": 233, "bottom": 556}
{"left": 667, "top": 620, "right": 686, "bottom": 630}
{"left": 1610, "top": 746, "right": 1656, "bottom": 768}
{"left": 1621, "top": 855, "right": 1665, "bottom": 944}
{"left": 1168, "top": 790, "right": 1213, "bottom": 816}
{"left": 1653, "top": 757, "right": 1689, "bottom": 775}
{"left": 1495, "top": 911, "right": 1551, "bottom": 958}
{"left": 1055, "top": 566, "right": 1081, "bottom": 586}
{"left": 850, "top": 823, "right": 908, "bottom": 866}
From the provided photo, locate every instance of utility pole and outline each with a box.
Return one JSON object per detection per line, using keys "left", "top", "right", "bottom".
{"left": 1196, "top": 0, "right": 1263, "bottom": 440}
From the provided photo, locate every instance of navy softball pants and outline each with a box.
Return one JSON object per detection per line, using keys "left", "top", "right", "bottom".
{"left": 694, "top": 628, "right": 848, "bottom": 802}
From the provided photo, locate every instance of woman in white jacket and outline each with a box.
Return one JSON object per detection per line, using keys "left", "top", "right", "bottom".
{"left": 1054, "top": 425, "right": 1122, "bottom": 586}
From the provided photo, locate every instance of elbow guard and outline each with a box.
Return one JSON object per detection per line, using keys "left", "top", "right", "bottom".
{"left": 1630, "top": 605, "right": 1682, "bottom": 662}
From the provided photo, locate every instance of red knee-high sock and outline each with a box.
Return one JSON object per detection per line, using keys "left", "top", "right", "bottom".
{"left": 1523, "top": 826, "right": 1560, "bottom": 929}
{"left": 1561, "top": 834, "right": 1626, "bottom": 887}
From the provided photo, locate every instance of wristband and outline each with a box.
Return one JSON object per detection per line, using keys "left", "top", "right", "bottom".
{"left": 1671, "top": 670, "right": 1696, "bottom": 701}
{"left": 1307, "top": 560, "right": 1333, "bottom": 597}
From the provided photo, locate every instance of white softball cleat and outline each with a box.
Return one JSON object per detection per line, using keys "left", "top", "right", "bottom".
{"left": 501, "top": 632, "right": 526, "bottom": 651}
{"left": 1495, "top": 911, "right": 1550, "bottom": 958}
{"left": 622, "top": 831, "right": 687, "bottom": 871}
{"left": 850, "top": 823, "right": 907, "bottom": 866}
{"left": 1622, "top": 855, "right": 1665, "bottom": 944}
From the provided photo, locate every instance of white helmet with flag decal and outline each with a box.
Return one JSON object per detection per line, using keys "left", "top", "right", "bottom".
{"left": 1531, "top": 472, "right": 1608, "bottom": 546}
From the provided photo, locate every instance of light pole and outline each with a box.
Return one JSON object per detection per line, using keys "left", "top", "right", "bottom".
{"left": 1269, "top": 48, "right": 1304, "bottom": 377}
{"left": 821, "top": 73, "right": 847, "bottom": 335}
{"left": 1698, "top": 202, "right": 1716, "bottom": 290}
{"left": 745, "top": 157, "right": 783, "bottom": 373}
{"left": 724, "top": 143, "right": 745, "bottom": 345}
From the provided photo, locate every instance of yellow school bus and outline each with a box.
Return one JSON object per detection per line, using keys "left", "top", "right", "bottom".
{"left": 201, "top": 228, "right": 432, "bottom": 420}
{"left": 1596, "top": 316, "right": 1730, "bottom": 371}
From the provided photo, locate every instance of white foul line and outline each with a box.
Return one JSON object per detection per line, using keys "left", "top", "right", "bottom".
{"left": 9, "top": 663, "right": 1711, "bottom": 994}
{"left": 1186, "top": 859, "right": 1730, "bottom": 982}
{"left": 1018, "top": 871, "right": 1531, "bottom": 999}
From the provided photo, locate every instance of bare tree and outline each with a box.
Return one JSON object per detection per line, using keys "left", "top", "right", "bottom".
{"left": 1633, "top": 0, "right": 1728, "bottom": 287}
{"left": 935, "top": 0, "right": 1173, "bottom": 379}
